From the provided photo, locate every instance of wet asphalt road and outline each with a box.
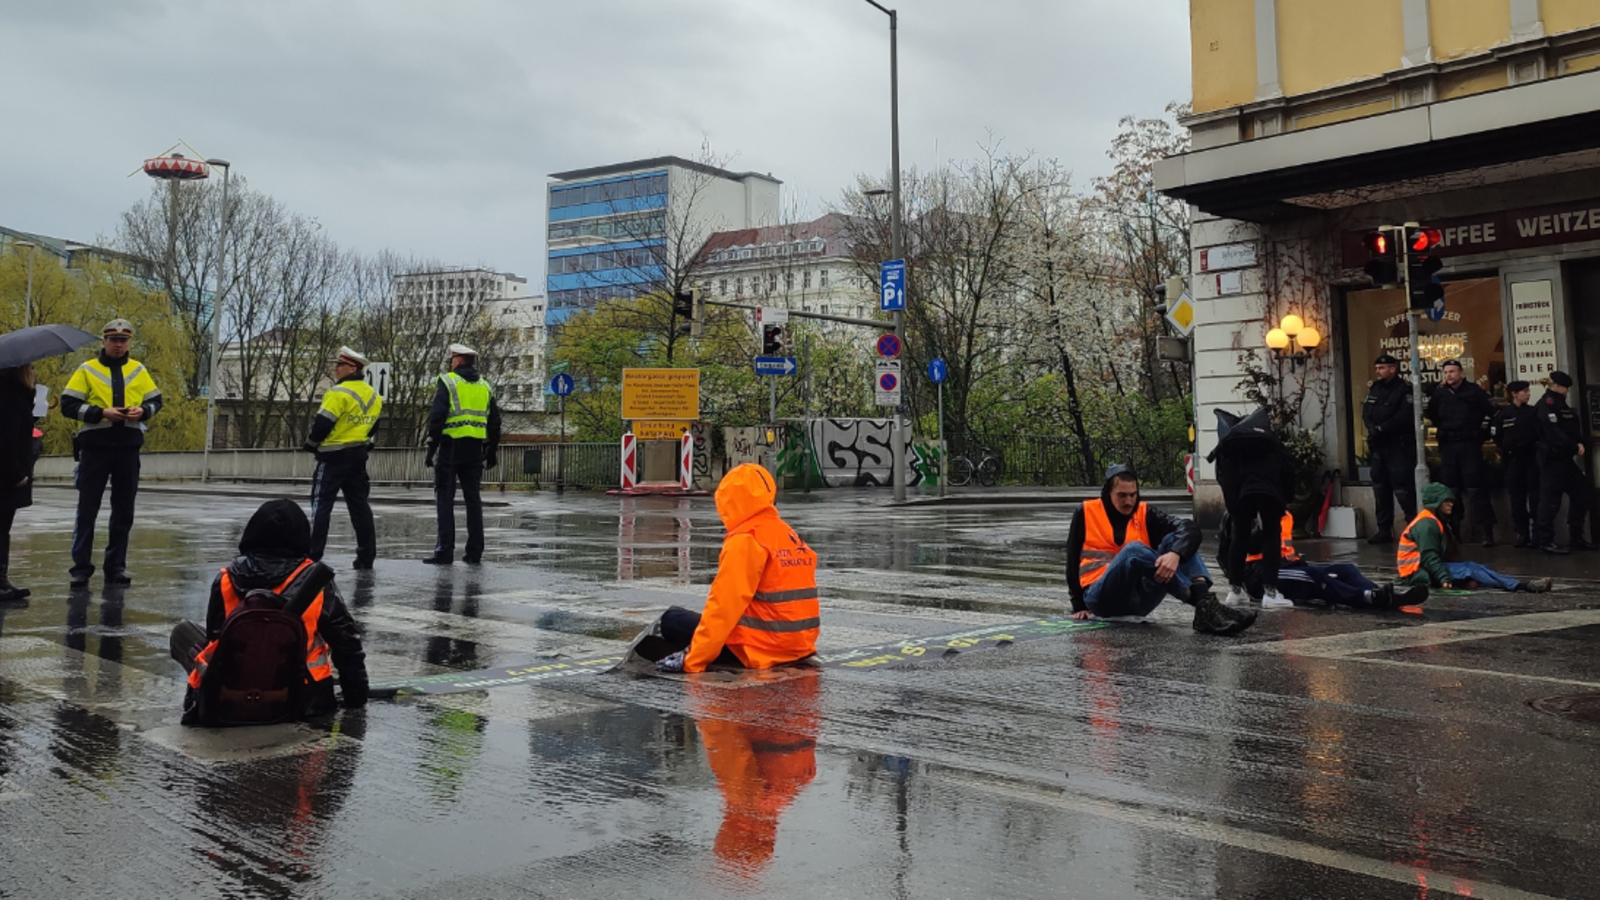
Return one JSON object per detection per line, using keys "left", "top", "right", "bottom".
{"left": 2, "top": 485, "right": 1599, "bottom": 899}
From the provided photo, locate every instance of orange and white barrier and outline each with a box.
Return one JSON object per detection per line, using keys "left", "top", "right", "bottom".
{"left": 620, "top": 433, "right": 638, "bottom": 490}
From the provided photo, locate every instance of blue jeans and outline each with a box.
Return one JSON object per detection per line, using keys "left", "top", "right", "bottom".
{"left": 1085, "top": 534, "right": 1211, "bottom": 617}
{"left": 1445, "top": 561, "right": 1521, "bottom": 592}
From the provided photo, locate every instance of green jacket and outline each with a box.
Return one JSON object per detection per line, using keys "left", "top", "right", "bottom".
{"left": 1400, "top": 482, "right": 1456, "bottom": 587}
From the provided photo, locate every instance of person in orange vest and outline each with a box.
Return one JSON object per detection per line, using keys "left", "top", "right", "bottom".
{"left": 169, "top": 499, "right": 369, "bottom": 724}
{"left": 1239, "top": 511, "right": 1428, "bottom": 608}
{"left": 1067, "top": 464, "right": 1255, "bottom": 635}
{"left": 689, "top": 674, "right": 819, "bottom": 878}
{"left": 655, "top": 464, "right": 819, "bottom": 673}
{"left": 1398, "top": 483, "right": 1552, "bottom": 593}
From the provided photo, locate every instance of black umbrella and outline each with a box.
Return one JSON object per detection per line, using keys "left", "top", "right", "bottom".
{"left": 0, "top": 324, "right": 100, "bottom": 369}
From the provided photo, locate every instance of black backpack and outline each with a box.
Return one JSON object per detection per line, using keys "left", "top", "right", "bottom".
{"left": 196, "top": 562, "right": 335, "bottom": 727}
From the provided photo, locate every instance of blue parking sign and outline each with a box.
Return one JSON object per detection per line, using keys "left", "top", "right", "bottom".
{"left": 880, "top": 259, "right": 906, "bottom": 311}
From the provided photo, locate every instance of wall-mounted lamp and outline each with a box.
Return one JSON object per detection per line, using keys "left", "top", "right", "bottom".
{"left": 1266, "top": 314, "right": 1321, "bottom": 366}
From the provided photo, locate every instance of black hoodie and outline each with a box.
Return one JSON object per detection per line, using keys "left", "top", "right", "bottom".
{"left": 1065, "top": 464, "right": 1199, "bottom": 612}
{"left": 183, "top": 500, "right": 368, "bottom": 722}
{"left": 1207, "top": 407, "right": 1296, "bottom": 509}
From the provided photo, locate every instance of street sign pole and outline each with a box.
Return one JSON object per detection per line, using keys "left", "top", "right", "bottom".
{"left": 937, "top": 379, "right": 945, "bottom": 498}
{"left": 558, "top": 395, "right": 566, "bottom": 495}
{"left": 770, "top": 374, "right": 777, "bottom": 426}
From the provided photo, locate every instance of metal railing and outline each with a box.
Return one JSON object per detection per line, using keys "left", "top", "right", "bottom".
{"left": 946, "top": 433, "right": 1187, "bottom": 487}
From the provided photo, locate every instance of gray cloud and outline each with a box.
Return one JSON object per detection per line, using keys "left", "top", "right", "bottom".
{"left": 0, "top": 0, "right": 1188, "bottom": 282}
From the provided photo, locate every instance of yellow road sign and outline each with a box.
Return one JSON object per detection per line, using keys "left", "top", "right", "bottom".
{"left": 633, "top": 420, "right": 690, "bottom": 440}
{"left": 621, "top": 368, "right": 700, "bottom": 420}
{"left": 1166, "top": 293, "right": 1196, "bottom": 336}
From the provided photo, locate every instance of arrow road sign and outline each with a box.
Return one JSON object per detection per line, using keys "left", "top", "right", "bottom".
{"left": 754, "top": 356, "right": 798, "bottom": 376}
{"left": 880, "top": 259, "right": 906, "bottom": 311}
{"left": 549, "top": 373, "right": 575, "bottom": 396}
{"left": 928, "top": 358, "right": 947, "bottom": 384}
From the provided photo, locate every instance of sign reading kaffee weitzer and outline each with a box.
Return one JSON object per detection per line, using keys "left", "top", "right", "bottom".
{"left": 1341, "top": 196, "right": 1600, "bottom": 267}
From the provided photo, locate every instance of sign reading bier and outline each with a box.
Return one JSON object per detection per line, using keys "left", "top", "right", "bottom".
{"left": 621, "top": 368, "right": 700, "bottom": 421}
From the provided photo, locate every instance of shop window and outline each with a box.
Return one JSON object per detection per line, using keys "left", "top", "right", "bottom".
{"left": 1343, "top": 278, "right": 1506, "bottom": 474}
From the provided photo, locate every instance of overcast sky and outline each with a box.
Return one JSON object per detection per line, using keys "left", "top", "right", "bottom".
{"left": 0, "top": 0, "right": 1189, "bottom": 285}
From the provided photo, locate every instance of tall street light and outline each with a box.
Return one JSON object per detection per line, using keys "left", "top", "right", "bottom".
{"left": 14, "top": 240, "right": 36, "bottom": 328}
{"left": 862, "top": 0, "right": 907, "bottom": 502}
{"left": 141, "top": 152, "right": 230, "bottom": 482}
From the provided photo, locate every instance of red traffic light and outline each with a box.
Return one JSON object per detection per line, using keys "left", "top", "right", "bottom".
{"left": 1363, "top": 232, "right": 1388, "bottom": 255}
{"left": 1409, "top": 228, "right": 1443, "bottom": 252}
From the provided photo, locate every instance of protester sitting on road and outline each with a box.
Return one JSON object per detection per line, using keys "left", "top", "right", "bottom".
{"left": 1067, "top": 463, "right": 1255, "bottom": 635}
{"left": 0, "top": 364, "right": 37, "bottom": 605}
{"left": 170, "top": 499, "right": 369, "bottom": 725}
{"left": 652, "top": 464, "right": 820, "bottom": 673}
{"left": 1232, "top": 511, "right": 1428, "bottom": 609}
{"left": 1208, "top": 406, "right": 1298, "bottom": 608}
{"left": 1399, "top": 483, "right": 1553, "bottom": 594}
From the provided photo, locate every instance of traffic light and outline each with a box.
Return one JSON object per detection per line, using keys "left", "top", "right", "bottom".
{"left": 1404, "top": 225, "right": 1445, "bottom": 311}
{"left": 672, "top": 289, "right": 700, "bottom": 337}
{"left": 761, "top": 323, "right": 785, "bottom": 355}
{"left": 1361, "top": 229, "right": 1399, "bottom": 286}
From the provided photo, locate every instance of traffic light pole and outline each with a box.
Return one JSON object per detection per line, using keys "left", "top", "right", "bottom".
{"left": 1401, "top": 231, "right": 1429, "bottom": 502}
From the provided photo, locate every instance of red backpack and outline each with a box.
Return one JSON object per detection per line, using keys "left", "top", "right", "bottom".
{"left": 195, "top": 562, "right": 335, "bottom": 727}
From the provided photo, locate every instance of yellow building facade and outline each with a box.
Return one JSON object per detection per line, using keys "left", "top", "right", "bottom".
{"left": 1159, "top": 1, "right": 1600, "bottom": 535}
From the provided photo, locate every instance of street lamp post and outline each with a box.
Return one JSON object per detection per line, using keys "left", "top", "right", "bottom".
{"left": 202, "top": 159, "right": 232, "bottom": 484}
{"left": 863, "top": 0, "right": 907, "bottom": 502}
{"left": 15, "top": 240, "right": 36, "bottom": 328}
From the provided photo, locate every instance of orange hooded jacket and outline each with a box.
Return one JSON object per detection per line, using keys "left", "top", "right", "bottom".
{"left": 684, "top": 464, "right": 820, "bottom": 673}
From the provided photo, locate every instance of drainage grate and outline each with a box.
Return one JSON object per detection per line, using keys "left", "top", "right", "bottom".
{"left": 1528, "top": 694, "right": 1600, "bottom": 724}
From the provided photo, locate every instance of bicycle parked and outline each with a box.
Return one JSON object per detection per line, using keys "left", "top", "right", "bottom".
{"left": 947, "top": 445, "right": 1001, "bottom": 487}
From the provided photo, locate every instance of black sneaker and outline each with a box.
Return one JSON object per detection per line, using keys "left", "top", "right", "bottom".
{"left": 422, "top": 555, "right": 453, "bottom": 565}
{"left": 1192, "top": 592, "right": 1257, "bottom": 635}
{"left": 1395, "top": 584, "right": 1429, "bottom": 606}
{"left": 69, "top": 570, "right": 91, "bottom": 588}
{"left": 106, "top": 571, "right": 133, "bottom": 585}
{"left": 352, "top": 559, "right": 374, "bottom": 570}
{"left": 1571, "top": 538, "right": 1596, "bottom": 551}
{"left": 1367, "top": 531, "right": 1394, "bottom": 545}
{"left": 0, "top": 578, "right": 29, "bottom": 601}
{"left": 1513, "top": 535, "right": 1530, "bottom": 549}
{"left": 1541, "top": 543, "right": 1569, "bottom": 555}
{"left": 1369, "top": 583, "right": 1397, "bottom": 609}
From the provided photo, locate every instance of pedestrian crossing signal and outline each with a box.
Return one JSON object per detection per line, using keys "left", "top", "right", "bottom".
{"left": 1362, "top": 230, "right": 1399, "bottom": 287}
{"left": 1404, "top": 226, "right": 1445, "bottom": 311}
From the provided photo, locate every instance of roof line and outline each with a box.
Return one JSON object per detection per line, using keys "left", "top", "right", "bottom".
{"left": 549, "top": 156, "right": 781, "bottom": 185}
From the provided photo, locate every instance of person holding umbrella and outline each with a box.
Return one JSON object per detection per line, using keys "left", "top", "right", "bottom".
{"left": 0, "top": 321, "right": 102, "bottom": 602}
{"left": 59, "top": 319, "right": 163, "bottom": 587}
{"left": 0, "top": 364, "right": 37, "bottom": 604}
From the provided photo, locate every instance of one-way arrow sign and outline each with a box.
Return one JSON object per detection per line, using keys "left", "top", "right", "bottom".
{"left": 754, "top": 356, "right": 798, "bottom": 376}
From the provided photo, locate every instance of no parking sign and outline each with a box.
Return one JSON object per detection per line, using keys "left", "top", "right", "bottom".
{"left": 875, "top": 359, "right": 901, "bottom": 407}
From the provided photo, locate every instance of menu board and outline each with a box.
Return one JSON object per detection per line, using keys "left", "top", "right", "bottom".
{"left": 1510, "top": 280, "right": 1557, "bottom": 381}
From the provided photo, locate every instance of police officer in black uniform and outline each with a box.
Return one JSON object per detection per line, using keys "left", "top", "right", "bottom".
{"left": 1362, "top": 353, "right": 1416, "bottom": 544}
{"left": 1426, "top": 359, "right": 1496, "bottom": 545}
{"left": 1534, "top": 371, "right": 1592, "bottom": 554}
{"left": 1490, "top": 380, "right": 1540, "bottom": 548}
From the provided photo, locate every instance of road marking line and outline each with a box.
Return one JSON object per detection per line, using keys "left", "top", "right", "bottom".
{"left": 1238, "top": 609, "right": 1600, "bottom": 659}
{"left": 1304, "top": 655, "right": 1600, "bottom": 690}
{"left": 944, "top": 769, "right": 1561, "bottom": 900}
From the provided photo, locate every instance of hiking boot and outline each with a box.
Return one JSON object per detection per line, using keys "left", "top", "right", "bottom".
{"left": 1395, "top": 584, "right": 1429, "bottom": 607}
{"left": 1367, "top": 531, "right": 1394, "bottom": 545}
{"left": 1518, "top": 577, "right": 1554, "bottom": 593}
{"left": 1186, "top": 581, "right": 1213, "bottom": 606}
{"left": 421, "top": 555, "right": 453, "bottom": 565}
{"left": 1541, "top": 543, "right": 1569, "bottom": 555}
{"left": 1193, "top": 592, "right": 1256, "bottom": 635}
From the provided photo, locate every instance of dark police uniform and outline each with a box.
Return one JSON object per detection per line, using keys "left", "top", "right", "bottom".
{"left": 1426, "top": 373, "right": 1495, "bottom": 541}
{"left": 424, "top": 356, "right": 501, "bottom": 565}
{"left": 59, "top": 323, "right": 162, "bottom": 585}
{"left": 1534, "top": 378, "right": 1590, "bottom": 550}
{"left": 1489, "top": 391, "right": 1540, "bottom": 546}
{"left": 1362, "top": 369, "right": 1416, "bottom": 539}
{"left": 303, "top": 360, "right": 383, "bottom": 568}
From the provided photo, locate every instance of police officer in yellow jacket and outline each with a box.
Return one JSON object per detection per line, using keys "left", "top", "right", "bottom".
{"left": 59, "top": 319, "right": 163, "bottom": 587}
{"left": 423, "top": 343, "right": 500, "bottom": 565}
{"left": 302, "top": 346, "right": 383, "bottom": 569}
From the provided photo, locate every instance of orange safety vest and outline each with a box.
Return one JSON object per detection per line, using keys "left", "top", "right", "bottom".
{"left": 1078, "top": 499, "right": 1150, "bottom": 590}
{"left": 1397, "top": 509, "right": 1441, "bottom": 579}
{"left": 719, "top": 513, "right": 820, "bottom": 668}
{"left": 186, "top": 559, "right": 334, "bottom": 690}
{"left": 1247, "top": 512, "right": 1297, "bottom": 563}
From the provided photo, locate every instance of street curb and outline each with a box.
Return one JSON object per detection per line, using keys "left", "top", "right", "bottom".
{"left": 900, "top": 490, "right": 1193, "bottom": 507}
{"left": 34, "top": 483, "right": 512, "bottom": 508}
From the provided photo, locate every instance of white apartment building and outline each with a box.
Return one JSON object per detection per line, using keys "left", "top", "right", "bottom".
{"left": 695, "top": 213, "right": 881, "bottom": 330}
{"left": 393, "top": 267, "right": 547, "bottom": 413}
